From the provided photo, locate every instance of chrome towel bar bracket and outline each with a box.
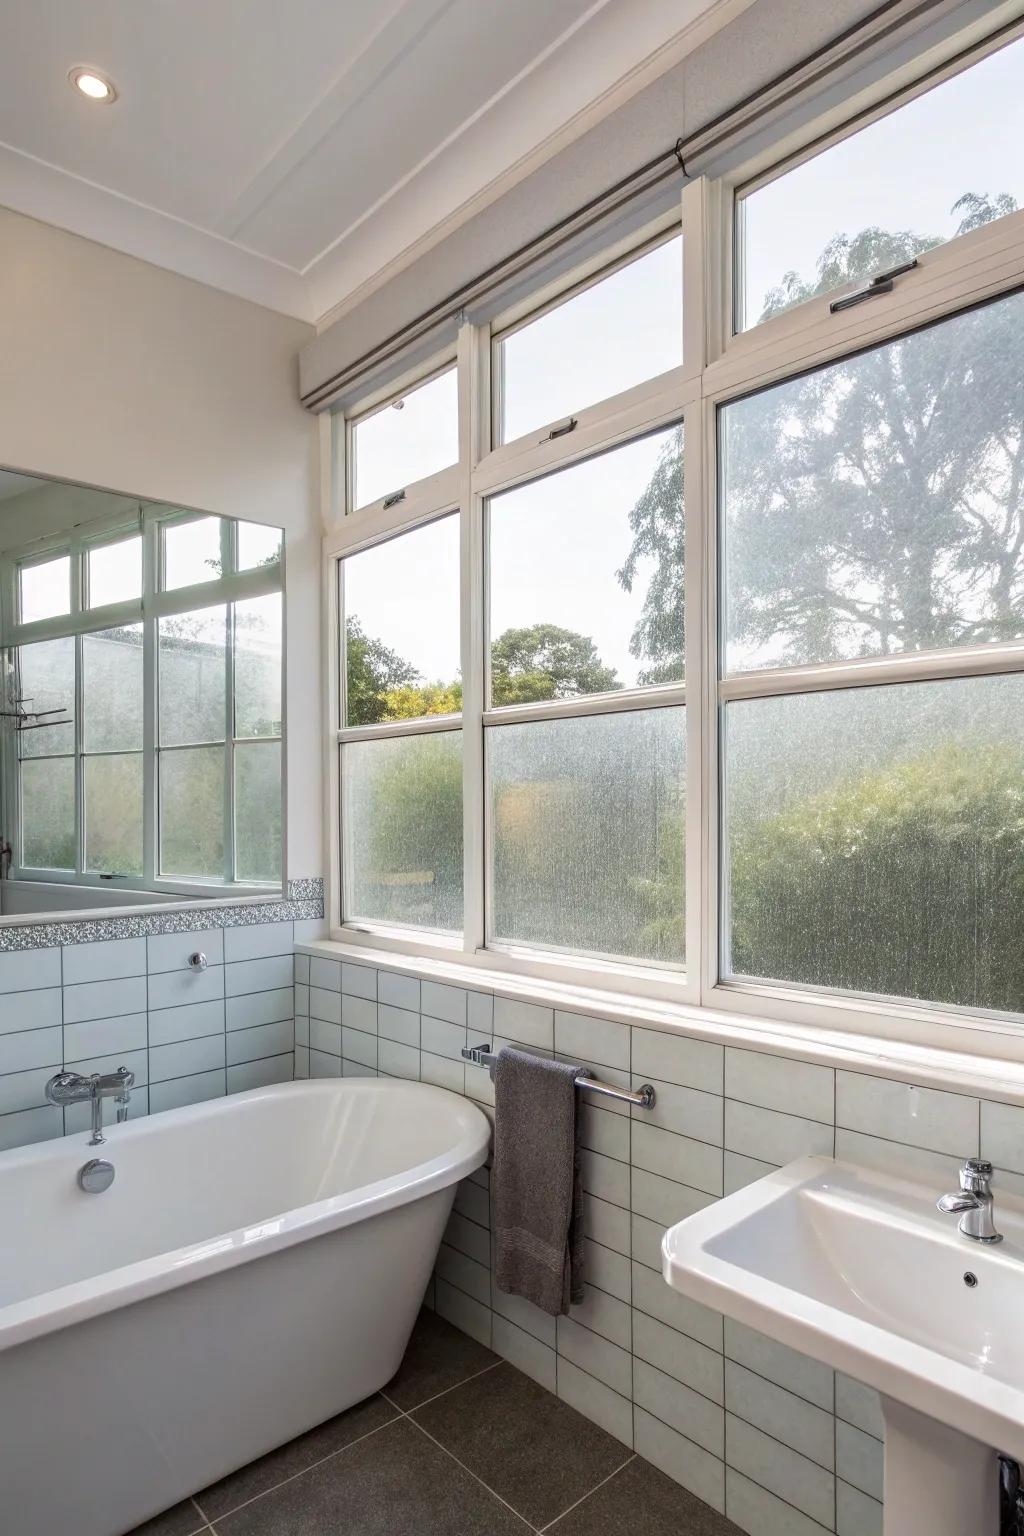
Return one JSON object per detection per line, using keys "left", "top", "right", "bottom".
{"left": 462, "top": 1043, "right": 655, "bottom": 1109}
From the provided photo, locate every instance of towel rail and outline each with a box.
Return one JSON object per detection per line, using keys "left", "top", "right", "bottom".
{"left": 461, "top": 1043, "right": 655, "bottom": 1109}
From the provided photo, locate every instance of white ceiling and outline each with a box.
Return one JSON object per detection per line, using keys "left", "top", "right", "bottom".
{"left": 0, "top": 0, "right": 741, "bottom": 323}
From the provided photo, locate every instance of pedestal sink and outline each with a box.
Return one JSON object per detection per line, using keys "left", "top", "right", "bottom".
{"left": 662, "top": 1157, "right": 1023, "bottom": 1536}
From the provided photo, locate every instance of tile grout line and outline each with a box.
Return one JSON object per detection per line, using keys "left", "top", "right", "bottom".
{"left": 379, "top": 1356, "right": 504, "bottom": 1415}
{"left": 405, "top": 1413, "right": 540, "bottom": 1533}
{"left": 537, "top": 1453, "right": 637, "bottom": 1533}
{"left": 191, "top": 1411, "right": 404, "bottom": 1525}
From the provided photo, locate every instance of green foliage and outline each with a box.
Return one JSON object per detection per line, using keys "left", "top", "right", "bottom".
{"left": 380, "top": 683, "right": 463, "bottom": 719}
{"left": 346, "top": 617, "right": 420, "bottom": 725}
{"left": 490, "top": 624, "right": 618, "bottom": 704}
{"left": 729, "top": 743, "right": 1024, "bottom": 1013}
{"left": 616, "top": 428, "right": 684, "bottom": 684}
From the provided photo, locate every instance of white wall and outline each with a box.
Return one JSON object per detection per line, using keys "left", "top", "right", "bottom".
{"left": 0, "top": 207, "right": 320, "bottom": 878}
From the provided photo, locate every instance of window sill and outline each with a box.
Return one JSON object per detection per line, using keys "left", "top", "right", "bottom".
{"left": 296, "top": 935, "right": 1024, "bottom": 1109}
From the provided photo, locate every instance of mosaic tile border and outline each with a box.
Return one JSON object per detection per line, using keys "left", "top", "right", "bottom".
{"left": 0, "top": 877, "right": 324, "bottom": 951}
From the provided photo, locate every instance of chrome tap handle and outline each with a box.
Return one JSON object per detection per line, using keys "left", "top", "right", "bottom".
{"left": 961, "top": 1159, "right": 993, "bottom": 1194}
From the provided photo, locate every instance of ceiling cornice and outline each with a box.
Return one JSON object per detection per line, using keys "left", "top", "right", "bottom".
{"left": 0, "top": 0, "right": 752, "bottom": 326}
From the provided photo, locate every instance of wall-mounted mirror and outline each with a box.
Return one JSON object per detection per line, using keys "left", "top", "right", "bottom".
{"left": 0, "top": 469, "right": 284, "bottom": 920}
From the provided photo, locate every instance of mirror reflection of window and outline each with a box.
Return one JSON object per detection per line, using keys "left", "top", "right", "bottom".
{"left": 0, "top": 472, "right": 285, "bottom": 913}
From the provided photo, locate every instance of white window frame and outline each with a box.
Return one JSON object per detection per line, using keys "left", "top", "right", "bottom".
{"left": 324, "top": 23, "right": 1024, "bottom": 1060}
{"left": 1, "top": 505, "right": 286, "bottom": 898}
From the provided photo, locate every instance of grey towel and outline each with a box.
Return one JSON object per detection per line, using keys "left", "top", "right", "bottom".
{"left": 493, "top": 1047, "right": 586, "bottom": 1317}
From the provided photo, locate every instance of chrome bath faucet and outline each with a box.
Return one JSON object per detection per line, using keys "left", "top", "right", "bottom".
{"left": 46, "top": 1066, "right": 135, "bottom": 1146}
{"left": 937, "top": 1158, "right": 1003, "bottom": 1244}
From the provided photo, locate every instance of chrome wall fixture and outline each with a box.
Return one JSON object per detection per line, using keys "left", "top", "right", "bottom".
{"left": 462, "top": 1043, "right": 656, "bottom": 1108}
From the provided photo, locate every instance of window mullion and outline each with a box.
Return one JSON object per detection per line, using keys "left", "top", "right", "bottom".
{"left": 459, "top": 319, "right": 487, "bottom": 955}
{"left": 73, "top": 631, "right": 84, "bottom": 878}
{"left": 142, "top": 517, "right": 159, "bottom": 888}
{"left": 224, "top": 603, "right": 236, "bottom": 884}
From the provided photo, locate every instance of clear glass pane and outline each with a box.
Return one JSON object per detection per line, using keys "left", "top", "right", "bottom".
{"left": 488, "top": 428, "right": 683, "bottom": 701}
{"left": 344, "top": 515, "right": 460, "bottom": 725}
{"left": 16, "top": 636, "right": 74, "bottom": 757}
{"left": 159, "top": 606, "right": 226, "bottom": 746}
{"left": 83, "top": 626, "right": 143, "bottom": 751}
{"left": 85, "top": 754, "right": 143, "bottom": 875}
{"left": 353, "top": 367, "right": 458, "bottom": 510}
{"left": 489, "top": 708, "right": 684, "bottom": 963}
{"left": 237, "top": 521, "right": 282, "bottom": 571}
{"left": 722, "top": 292, "right": 1024, "bottom": 673}
{"left": 162, "top": 516, "right": 224, "bottom": 589}
{"left": 235, "top": 741, "right": 282, "bottom": 883}
{"left": 21, "top": 757, "right": 75, "bottom": 869}
{"left": 20, "top": 556, "right": 70, "bottom": 623}
{"left": 498, "top": 237, "right": 682, "bottom": 443}
{"left": 160, "top": 746, "right": 224, "bottom": 879}
{"left": 343, "top": 732, "right": 463, "bottom": 932}
{"left": 234, "top": 594, "right": 282, "bottom": 737}
{"left": 723, "top": 674, "right": 1024, "bottom": 1012}
{"left": 739, "top": 37, "right": 1024, "bottom": 328}
{"left": 88, "top": 536, "right": 142, "bottom": 607}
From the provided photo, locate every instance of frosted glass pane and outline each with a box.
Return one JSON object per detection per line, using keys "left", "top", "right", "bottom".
{"left": 162, "top": 517, "right": 223, "bottom": 589}
{"left": 160, "top": 746, "right": 224, "bottom": 879}
{"left": 489, "top": 708, "right": 684, "bottom": 962}
{"left": 83, "top": 626, "right": 143, "bottom": 751}
{"left": 17, "top": 637, "right": 74, "bottom": 757}
{"left": 21, "top": 757, "right": 74, "bottom": 870}
{"left": 344, "top": 515, "right": 460, "bottom": 725}
{"left": 88, "top": 536, "right": 142, "bottom": 607}
{"left": 723, "top": 673, "right": 1024, "bottom": 1012}
{"left": 353, "top": 367, "right": 458, "bottom": 510}
{"left": 235, "top": 741, "right": 282, "bottom": 883}
{"left": 159, "top": 607, "right": 226, "bottom": 746}
{"left": 488, "top": 428, "right": 683, "bottom": 701}
{"left": 499, "top": 237, "right": 683, "bottom": 442}
{"left": 20, "top": 556, "right": 70, "bottom": 623}
{"left": 739, "top": 36, "right": 1024, "bottom": 328}
{"left": 234, "top": 594, "right": 282, "bottom": 737}
{"left": 85, "top": 754, "right": 143, "bottom": 876}
{"left": 237, "top": 521, "right": 282, "bottom": 571}
{"left": 343, "top": 732, "right": 462, "bottom": 932}
{"left": 722, "top": 292, "right": 1024, "bottom": 672}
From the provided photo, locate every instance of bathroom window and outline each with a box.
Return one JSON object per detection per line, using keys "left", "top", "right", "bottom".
{"left": 350, "top": 366, "right": 459, "bottom": 511}
{"left": 485, "top": 427, "right": 686, "bottom": 964}
{"left": 718, "top": 288, "right": 1024, "bottom": 1017}
{"left": 338, "top": 515, "right": 463, "bottom": 933}
{"left": 326, "top": 18, "right": 1024, "bottom": 1049}
{"left": 735, "top": 32, "right": 1024, "bottom": 331}
{"left": 494, "top": 234, "right": 683, "bottom": 444}
{"left": 5, "top": 509, "right": 284, "bottom": 893}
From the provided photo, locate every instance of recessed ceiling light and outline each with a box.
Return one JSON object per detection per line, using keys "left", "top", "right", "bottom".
{"left": 69, "top": 66, "right": 117, "bottom": 103}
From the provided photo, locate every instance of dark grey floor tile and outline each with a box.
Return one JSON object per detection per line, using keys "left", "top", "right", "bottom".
{"left": 547, "top": 1455, "right": 743, "bottom": 1535}
{"left": 384, "top": 1306, "right": 499, "bottom": 1411}
{"left": 214, "top": 1417, "right": 529, "bottom": 1535}
{"left": 412, "top": 1362, "right": 630, "bottom": 1528}
{"left": 195, "top": 1394, "right": 398, "bottom": 1519}
{"left": 128, "top": 1499, "right": 208, "bottom": 1536}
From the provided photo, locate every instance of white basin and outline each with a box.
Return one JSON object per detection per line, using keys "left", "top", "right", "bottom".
{"left": 662, "top": 1156, "right": 1024, "bottom": 1536}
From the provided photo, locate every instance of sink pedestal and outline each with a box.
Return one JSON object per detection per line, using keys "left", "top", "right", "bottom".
{"left": 881, "top": 1397, "right": 999, "bottom": 1536}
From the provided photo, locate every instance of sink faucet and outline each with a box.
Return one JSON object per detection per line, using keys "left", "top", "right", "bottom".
{"left": 46, "top": 1067, "right": 135, "bottom": 1146}
{"left": 937, "top": 1159, "right": 1002, "bottom": 1244}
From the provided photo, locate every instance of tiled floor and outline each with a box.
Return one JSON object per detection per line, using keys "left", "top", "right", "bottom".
{"left": 131, "top": 1309, "right": 744, "bottom": 1536}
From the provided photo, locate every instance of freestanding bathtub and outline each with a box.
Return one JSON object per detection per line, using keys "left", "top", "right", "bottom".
{"left": 0, "top": 1078, "right": 491, "bottom": 1536}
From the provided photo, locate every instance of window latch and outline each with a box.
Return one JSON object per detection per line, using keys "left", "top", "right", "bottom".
{"left": 382, "top": 489, "right": 406, "bottom": 509}
{"left": 544, "top": 417, "right": 578, "bottom": 442}
{"left": 829, "top": 258, "right": 918, "bottom": 314}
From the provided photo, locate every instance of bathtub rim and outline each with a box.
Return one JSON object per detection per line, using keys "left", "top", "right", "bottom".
{"left": 0, "top": 1078, "right": 490, "bottom": 1353}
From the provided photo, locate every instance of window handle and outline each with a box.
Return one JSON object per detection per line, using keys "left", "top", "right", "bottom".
{"left": 544, "top": 417, "right": 578, "bottom": 442}
{"left": 382, "top": 489, "right": 406, "bottom": 509}
{"left": 829, "top": 258, "right": 918, "bottom": 313}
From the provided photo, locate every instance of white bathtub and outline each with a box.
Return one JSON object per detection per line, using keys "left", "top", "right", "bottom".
{"left": 0, "top": 1078, "right": 491, "bottom": 1536}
